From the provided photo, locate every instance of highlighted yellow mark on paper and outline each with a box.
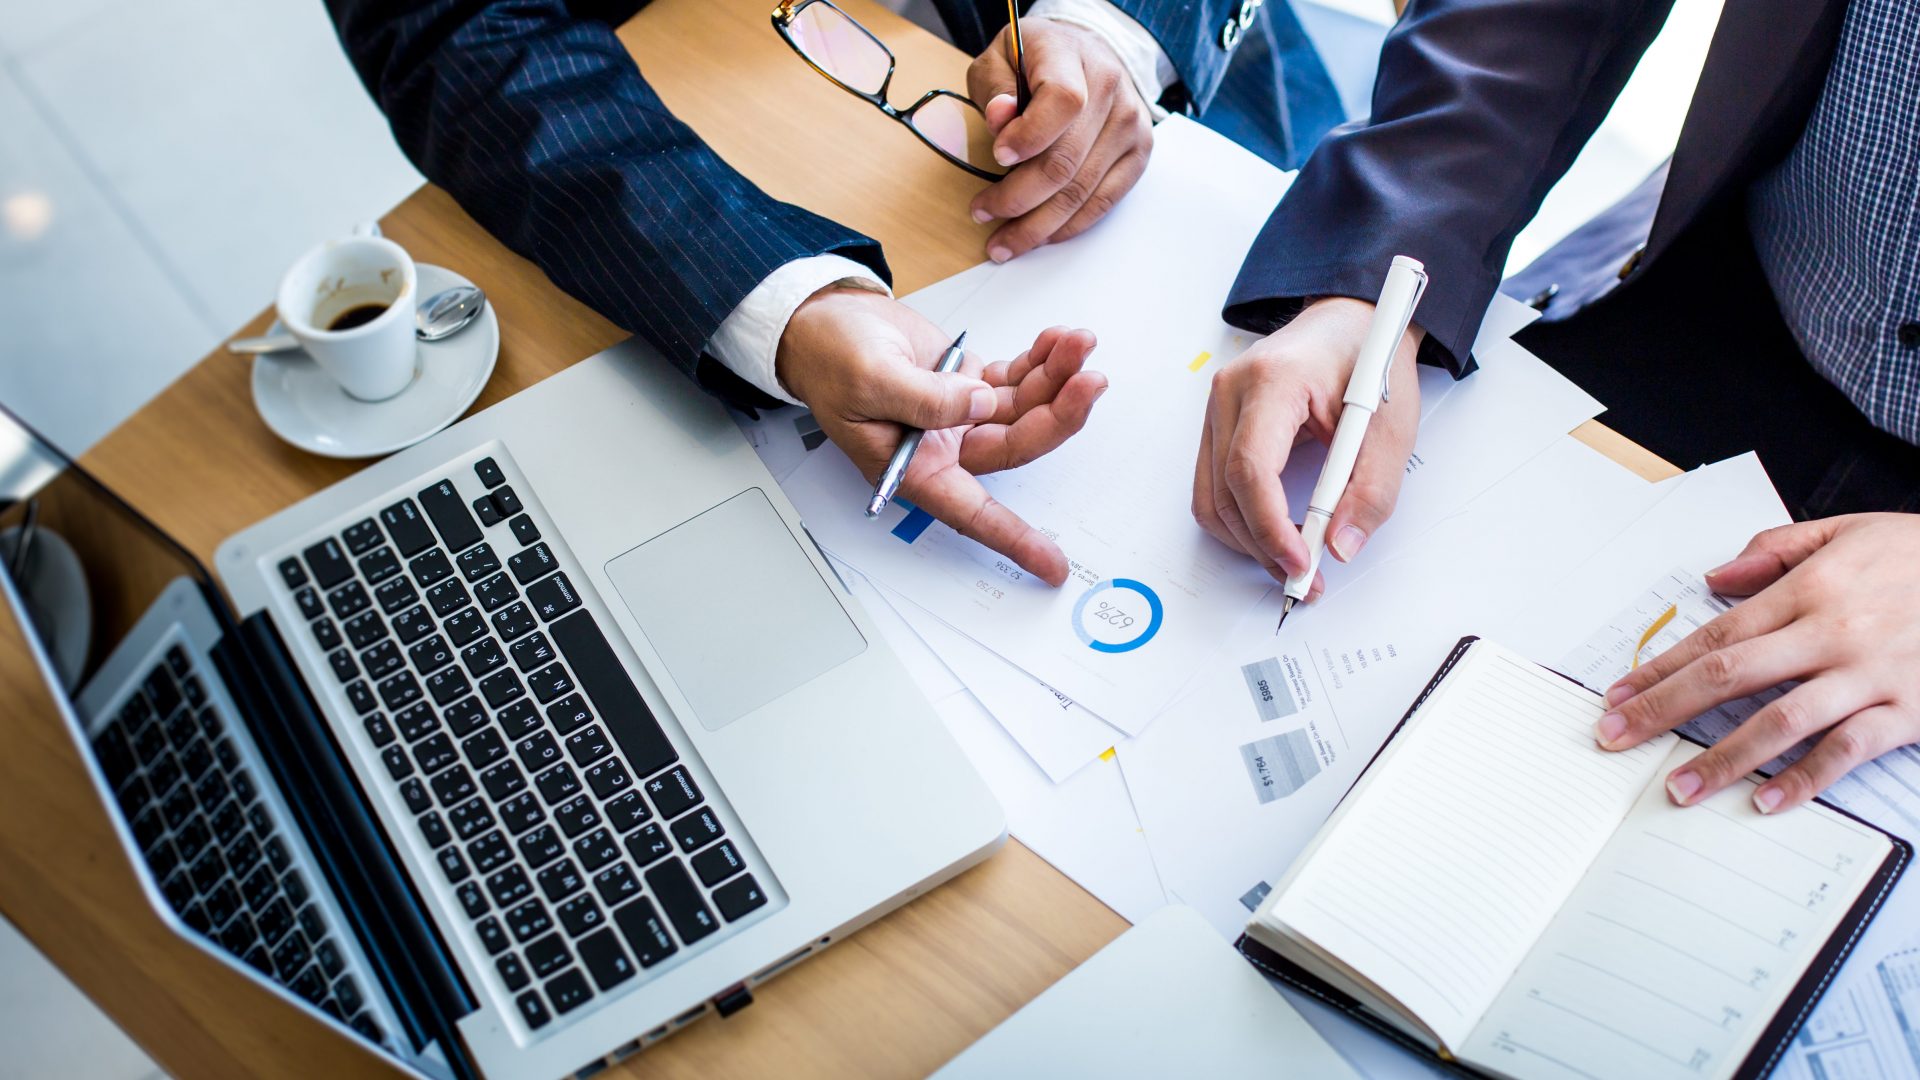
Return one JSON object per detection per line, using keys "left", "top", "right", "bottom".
{"left": 1187, "top": 351, "right": 1212, "bottom": 373}
{"left": 1100, "top": 747, "right": 1117, "bottom": 762}
{"left": 1631, "top": 604, "right": 1678, "bottom": 669}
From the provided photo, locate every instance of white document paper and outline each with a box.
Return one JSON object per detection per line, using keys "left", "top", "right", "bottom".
{"left": 875, "top": 579, "right": 1121, "bottom": 782}
{"left": 1118, "top": 437, "right": 1668, "bottom": 938}
{"left": 785, "top": 117, "right": 1598, "bottom": 734}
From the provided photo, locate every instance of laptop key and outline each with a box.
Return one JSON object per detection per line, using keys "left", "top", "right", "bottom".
{"left": 215, "top": 738, "right": 242, "bottom": 774}
{"left": 432, "top": 765, "right": 478, "bottom": 807}
{"left": 241, "top": 864, "right": 277, "bottom": 909}
{"left": 550, "top": 611, "right": 678, "bottom": 778}
{"left": 192, "top": 768, "right": 229, "bottom": 809}
{"left": 343, "top": 517, "right": 384, "bottom": 556}
{"left": 210, "top": 800, "right": 246, "bottom": 846}
{"left": 220, "top": 913, "right": 258, "bottom": 955}
{"left": 514, "top": 731, "right": 561, "bottom": 773}
{"left": 419, "top": 811, "right": 451, "bottom": 849}
{"left": 518, "top": 825, "right": 566, "bottom": 869}
{"left": 477, "top": 916, "right": 509, "bottom": 956}
{"left": 480, "top": 760, "right": 526, "bottom": 801}
{"left": 244, "top": 944, "right": 273, "bottom": 976}
{"left": 472, "top": 493, "right": 504, "bottom": 528}
{"left": 448, "top": 798, "right": 495, "bottom": 841}
{"left": 375, "top": 577, "right": 420, "bottom": 616}
{"left": 278, "top": 557, "right": 308, "bottom": 589}
{"left": 394, "top": 701, "right": 439, "bottom": 743}
{"left": 474, "top": 456, "right": 506, "bottom": 489}
{"left": 161, "top": 784, "right": 196, "bottom": 828}
{"left": 691, "top": 840, "right": 746, "bottom": 887}
{"left": 408, "top": 635, "right": 454, "bottom": 676}
{"left": 506, "top": 899, "right": 553, "bottom": 943}
{"left": 496, "top": 953, "right": 529, "bottom": 991}
{"left": 612, "top": 898, "right": 678, "bottom": 968}
{"left": 328, "top": 581, "right": 372, "bottom": 621}
{"left": 190, "top": 848, "right": 228, "bottom": 893}
{"left": 625, "top": 824, "right": 672, "bottom": 868}
{"left": 426, "top": 578, "right": 470, "bottom": 618}
{"left": 577, "top": 928, "right": 635, "bottom": 991}
{"left": 553, "top": 796, "right": 601, "bottom": 839}
{"left": 409, "top": 549, "right": 454, "bottom": 588}
{"left": 257, "top": 898, "right": 295, "bottom": 946}
{"left": 333, "top": 975, "right": 364, "bottom": 1017}
{"left": 172, "top": 817, "right": 209, "bottom": 862}
{"left": 462, "top": 728, "right": 507, "bottom": 770}
{"left": 507, "top": 543, "right": 558, "bottom": 585}
{"left": 160, "top": 871, "right": 195, "bottom": 912}
{"left": 456, "top": 880, "right": 488, "bottom": 919}
{"left": 526, "top": 663, "right": 573, "bottom": 704}
{"left": 361, "top": 640, "right": 403, "bottom": 681}
{"left": 491, "top": 486, "right": 524, "bottom": 517}
{"left": 346, "top": 680, "right": 377, "bottom": 716}
{"left": 283, "top": 869, "right": 311, "bottom": 907}
{"left": 272, "top": 930, "right": 312, "bottom": 979}
{"left": 328, "top": 649, "right": 358, "bottom": 684}
{"left": 557, "top": 893, "right": 605, "bottom": 937}
{"left": 563, "top": 725, "right": 611, "bottom": 768}
{"left": 524, "top": 573, "right": 581, "bottom": 622}
{"left": 413, "top": 733, "right": 457, "bottom": 775}
{"left": 426, "top": 666, "right": 471, "bottom": 707}
{"left": 487, "top": 865, "right": 534, "bottom": 908}
{"left": 362, "top": 713, "right": 396, "bottom": 749}
{"left": 445, "top": 607, "right": 488, "bottom": 647}
{"left": 181, "top": 742, "right": 215, "bottom": 783}
{"left": 380, "top": 499, "right": 436, "bottom": 557}
{"left": 508, "top": 514, "right": 540, "bottom": 546}
{"left": 302, "top": 539, "right": 353, "bottom": 590}
{"left": 545, "top": 969, "right": 592, "bottom": 1015}
{"left": 358, "top": 545, "right": 401, "bottom": 585}
{"left": 469, "top": 830, "right": 513, "bottom": 875}
{"left": 457, "top": 543, "right": 501, "bottom": 583}
{"left": 498, "top": 792, "right": 544, "bottom": 835}
{"left": 536, "top": 858, "right": 585, "bottom": 902}
{"left": 312, "top": 617, "right": 342, "bottom": 652}
{"left": 344, "top": 611, "right": 387, "bottom": 651}
{"left": 437, "top": 846, "right": 470, "bottom": 884}
{"left": 378, "top": 671, "right": 423, "bottom": 712}
{"left": 713, "top": 874, "right": 769, "bottom": 922}
{"left": 298, "top": 904, "right": 325, "bottom": 941}
{"left": 475, "top": 572, "right": 518, "bottom": 613}
{"left": 146, "top": 752, "right": 184, "bottom": 799}
{"left": 419, "top": 480, "right": 484, "bottom": 553}
{"left": 479, "top": 669, "right": 523, "bottom": 709}
{"left": 508, "top": 632, "right": 555, "bottom": 673}
{"left": 584, "top": 759, "right": 631, "bottom": 801}
{"left": 393, "top": 604, "right": 436, "bottom": 645}
{"left": 671, "top": 807, "right": 724, "bottom": 853}
{"left": 515, "top": 989, "right": 551, "bottom": 1030}
{"left": 593, "top": 864, "right": 641, "bottom": 907}
{"left": 646, "top": 858, "right": 719, "bottom": 945}
{"left": 496, "top": 699, "right": 542, "bottom": 739}
{"left": 491, "top": 601, "right": 538, "bottom": 641}
{"left": 602, "top": 791, "right": 652, "bottom": 833}
{"left": 461, "top": 638, "right": 507, "bottom": 679}
{"left": 572, "top": 826, "right": 618, "bottom": 868}
{"left": 535, "top": 763, "right": 581, "bottom": 805}
{"left": 646, "top": 766, "right": 700, "bottom": 819}
{"left": 526, "top": 933, "right": 571, "bottom": 978}
{"left": 315, "top": 938, "right": 345, "bottom": 978}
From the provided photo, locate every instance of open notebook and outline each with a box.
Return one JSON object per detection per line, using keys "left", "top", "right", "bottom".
{"left": 1239, "top": 638, "right": 1908, "bottom": 1080}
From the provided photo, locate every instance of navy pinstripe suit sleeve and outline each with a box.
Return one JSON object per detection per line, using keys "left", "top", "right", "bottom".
{"left": 1221, "top": 0, "right": 1674, "bottom": 373}
{"left": 325, "top": 0, "right": 889, "bottom": 407}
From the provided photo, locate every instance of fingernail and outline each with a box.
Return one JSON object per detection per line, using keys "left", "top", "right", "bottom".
{"left": 1330, "top": 525, "right": 1367, "bottom": 562}
{"left": 1667, "top": 770, "right": 1702, "bottom": 805}
{"left": 994, "top": 145, "right": 1019, "bottom": 167}
{"left": 1605, "top": 683, "right": 1636, "bottom": 707}
{"left": 968, "top": 386, "right": 996, "bottom": 421}
{"left": 988, "top": 246, "right": 1012, "bottom": 264}
{"left": 1754, "top": 785, "right": 1784, "bottom": 814}
{"left": 971, "top": 207, "right": 993, "bottom": 224}
{"left": 1595, "top": 712, "right": 1627, "bottom": 747}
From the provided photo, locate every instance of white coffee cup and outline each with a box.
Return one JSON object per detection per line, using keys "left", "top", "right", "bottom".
{"left": 276, "top": 223, "right": 419, "bottom": 401}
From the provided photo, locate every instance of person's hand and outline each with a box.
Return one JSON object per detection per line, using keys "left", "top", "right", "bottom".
{"left": 1191, "top": 297, "right": 1422, "bottom": 596}
{"left": 965, "top": 18, "right": 1153, "bottom": 262}
{"left": 777, "top": 287, "right": 1108, "bottom": 586}
{"left": 1597, "top": 514, "right": 1920, "bottom": 813}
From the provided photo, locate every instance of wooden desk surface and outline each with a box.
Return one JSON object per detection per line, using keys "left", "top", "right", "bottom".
{"left": 0, "top": 2, "right": 1676, "bottom": 1077}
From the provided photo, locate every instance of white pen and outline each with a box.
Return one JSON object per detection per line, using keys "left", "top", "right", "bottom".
{"left": 1276, "top": 256, "right": 1428, "bottom": 632}
{"left": 866, "top": 331, "right": 968, "bottom": 519}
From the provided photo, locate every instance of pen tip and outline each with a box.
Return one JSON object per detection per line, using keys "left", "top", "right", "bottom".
{"left": 953, "top": 330, "right": 967, "bottom": 348}
{"left": 1275, "top": 596, "right": 1294, "bottom": 634}
{"left": 865, "top": 495, "right": 886, "bottom": 519}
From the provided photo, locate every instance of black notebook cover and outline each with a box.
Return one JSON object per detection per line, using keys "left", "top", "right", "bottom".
{"left": 1236, "top": 636, "right": 1912, "bottom": 1080}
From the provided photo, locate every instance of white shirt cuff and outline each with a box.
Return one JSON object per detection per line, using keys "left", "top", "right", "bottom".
{"left": 705, "top": 254, "right": 891, "bottom": 406}
{"left": 1028, "top": 0, "right": 1178, "bottom": 120}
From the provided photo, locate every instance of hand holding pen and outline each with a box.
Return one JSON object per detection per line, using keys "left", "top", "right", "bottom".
{"left": 774, "top": 287, "right": 1107, "bottom": 587}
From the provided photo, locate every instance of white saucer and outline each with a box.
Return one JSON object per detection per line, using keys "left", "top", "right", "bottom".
{"left": 251, "top": 263, "right": 499, "bottom": 459}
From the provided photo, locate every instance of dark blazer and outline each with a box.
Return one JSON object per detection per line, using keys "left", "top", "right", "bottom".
{"left": 1220, "top": 0, "right": 1850, "bottom": 375}
{"left": 326, "top": 0, "right": 1265, "bottom": 408}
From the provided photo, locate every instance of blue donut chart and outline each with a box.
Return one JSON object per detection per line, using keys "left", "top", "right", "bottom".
{"left": 1071, "top": 578, "right": 1165, "bottom": 654}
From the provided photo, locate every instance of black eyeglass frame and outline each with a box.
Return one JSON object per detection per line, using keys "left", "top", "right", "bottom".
{"left": 772, "top": 0, "right": 1008, "bottom": 181}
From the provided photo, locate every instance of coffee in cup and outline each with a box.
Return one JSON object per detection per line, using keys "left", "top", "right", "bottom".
{"left": 276, "top": 225, "right": 418, "bottom": 401}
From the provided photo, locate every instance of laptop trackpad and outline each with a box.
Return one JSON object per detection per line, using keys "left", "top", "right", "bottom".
{"left": 603, "top": 489, "right": 865, "bottom": 732}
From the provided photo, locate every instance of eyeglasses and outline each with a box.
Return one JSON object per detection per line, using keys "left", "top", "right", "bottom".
{"left": 772, "top": 0, "right": 1026, "bottom": 181}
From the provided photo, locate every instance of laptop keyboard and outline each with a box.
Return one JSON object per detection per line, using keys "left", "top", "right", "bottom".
{"left": 279, "top": 453, "right": 770, "bottom": 1034}
{"left": 89, "top": 643, "right": 388, "bottom": 1044}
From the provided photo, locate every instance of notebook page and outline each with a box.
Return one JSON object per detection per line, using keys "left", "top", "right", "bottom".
{"left": 1268, "top": 643, "right": 1672, "bottom": 1049}
{"left": 1461, "top": 740, "right": 1892, "bottom": 1080}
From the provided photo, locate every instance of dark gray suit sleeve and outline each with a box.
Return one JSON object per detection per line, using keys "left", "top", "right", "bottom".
{"left": 325, "top": 0, "right": 888, "bottom": 406}
{"left": 1222, "top": 0, "right": 1676, "bottom": 373}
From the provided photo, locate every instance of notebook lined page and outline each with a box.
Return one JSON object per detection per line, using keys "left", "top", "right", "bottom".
{"left": 1269, "top": 643, "right": 1672, "bottom": 1048}
{"left": 1461, "top": 740, "right": 1891, "bottom": 1080}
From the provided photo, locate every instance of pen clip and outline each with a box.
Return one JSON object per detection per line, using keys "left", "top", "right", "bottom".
{"left": 1379, "top": 268, "right": 1428, "bottom": 404}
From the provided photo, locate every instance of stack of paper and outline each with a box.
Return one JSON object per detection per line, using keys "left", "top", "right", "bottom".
{"left": 734, "top": 115, "right": 1917, "bottom": 1077}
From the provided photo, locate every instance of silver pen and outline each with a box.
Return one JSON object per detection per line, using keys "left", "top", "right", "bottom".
{"left": 866, "top": 331, "right": 968, "bottom": 518}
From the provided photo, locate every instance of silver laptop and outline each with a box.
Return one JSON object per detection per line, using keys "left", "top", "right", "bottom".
{"left": 0, "top": 338, "right": 1004, "bottom": 1080}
